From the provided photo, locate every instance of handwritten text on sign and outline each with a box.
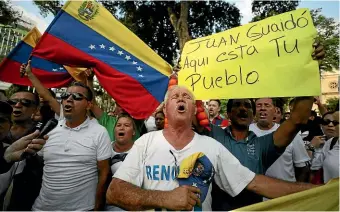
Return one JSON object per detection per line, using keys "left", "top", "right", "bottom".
{"left": 178, "top": 9, "right": 321, "bottom": 99}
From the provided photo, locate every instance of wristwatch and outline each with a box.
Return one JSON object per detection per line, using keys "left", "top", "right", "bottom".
{"left": 306, "top": 143, "right": 315, "bottom": 152}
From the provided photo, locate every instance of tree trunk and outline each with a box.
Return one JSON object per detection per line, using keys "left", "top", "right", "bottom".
{"left": 168, "top": 1, "right": 191, "bottom": 53}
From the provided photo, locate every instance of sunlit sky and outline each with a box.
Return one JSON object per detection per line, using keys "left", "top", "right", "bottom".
{"left": 10, "top": 0, "right": 340, "bottom": 32}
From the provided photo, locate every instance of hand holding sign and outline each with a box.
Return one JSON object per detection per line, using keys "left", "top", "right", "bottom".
{"left": 178, "top": 9, "right": 321, "bottom": 100}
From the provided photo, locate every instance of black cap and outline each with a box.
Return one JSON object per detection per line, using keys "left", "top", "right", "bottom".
{"left": 0, "top": 101, "right": 13, "bottom": 119}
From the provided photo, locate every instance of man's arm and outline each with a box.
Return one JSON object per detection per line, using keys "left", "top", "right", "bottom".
{"left": 273, "top": 97, "right": 314, "bottom": 148}
{"left": 86, "top": 73, "right": 104, "bottom": 119}
{"left": 246, "top": 174, "right": 318, "bottom": 199}
{"left": 21, "top": 61, "right": 60, "bottom": 115}
{"left": 106, "top": 178, "right": 200, "bottom": 211}
{"left": 314, "top": 97, "right": 327, "bottom": 116}
{"left": 95, "top": 159, "right": 110, "bottom": 211}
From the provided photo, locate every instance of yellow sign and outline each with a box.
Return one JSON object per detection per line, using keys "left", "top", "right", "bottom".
{"left": 179, "top": 9, "right": 320, "bottom": 100}
{"left": 234, "top": 179, "right": 339, "bottom": 211}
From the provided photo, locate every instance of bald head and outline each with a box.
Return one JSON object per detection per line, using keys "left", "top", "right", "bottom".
{"left": 163, "top": 86, "right": 196, "bottom": 127}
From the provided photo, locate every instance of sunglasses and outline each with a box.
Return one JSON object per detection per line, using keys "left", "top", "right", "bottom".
{"left": 7, "top": 99, "right": 36, "bottom": 107}
{"left": 322, "top": 119, "right": 339, "bottom": 126}
{"left": 60, "top": 92, "right": 88, "bottom": 101}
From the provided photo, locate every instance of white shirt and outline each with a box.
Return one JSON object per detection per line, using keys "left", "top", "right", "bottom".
{"left": 145, "top": 116, "right": 157, "bottom": 132}
{"left": 105, "top": 149, "right": 131, "bottom": 211}
{"left": 32, "top": 117, "right": 113, "bottom": 211}
{"left": 111, "top": 149, "right": 130, "bottom": 176}
{"left": 249, "top": 123, "right": 310, "bottom": 182}
{"left": 114, "top": 130, "right": 255, "bottom": 211}
{"left": 311, "top": 138, "right": 339, "bottom": 183}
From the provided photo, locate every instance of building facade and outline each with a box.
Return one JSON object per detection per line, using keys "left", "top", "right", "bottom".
{"left": 320, "top": 69, "right": 340, "bottom": 104}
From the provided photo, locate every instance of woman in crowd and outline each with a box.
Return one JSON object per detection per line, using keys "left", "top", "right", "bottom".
{"left": 154, "top": 111, "right": 165, "bottom": 130}
{"left": 309, "top": 111, "right": 339, "bottom": 183}
{"left": 105, "top": 114, "right": 136, "bottom": 211}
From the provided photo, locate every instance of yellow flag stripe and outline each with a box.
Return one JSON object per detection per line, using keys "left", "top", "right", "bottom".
{"left": 62, "top": 1, "right": 172, "bottom": 77}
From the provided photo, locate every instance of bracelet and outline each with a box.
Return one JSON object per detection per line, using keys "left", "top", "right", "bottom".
{"left": 306, "top": 143, "right": 315, "bottom": 152}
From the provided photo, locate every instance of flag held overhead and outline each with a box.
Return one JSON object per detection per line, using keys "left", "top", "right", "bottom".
{"left": 32, "top": 0, "right": 172, "bottom": 119}
{"left": 0, "top": 27, "right": 86, "bottom": 88}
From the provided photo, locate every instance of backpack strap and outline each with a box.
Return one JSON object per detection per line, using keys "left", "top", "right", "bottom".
{"left": 330, "top": 137, "right": 339, "bottom": 150}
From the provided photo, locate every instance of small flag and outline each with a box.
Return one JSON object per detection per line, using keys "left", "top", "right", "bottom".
{"left": 0, "top": 27, "right": 85, "bottom": 88}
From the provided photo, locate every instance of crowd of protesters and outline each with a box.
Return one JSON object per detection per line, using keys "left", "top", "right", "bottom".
{"left": 0, "top": 43, "right": 339, "bottom": 211}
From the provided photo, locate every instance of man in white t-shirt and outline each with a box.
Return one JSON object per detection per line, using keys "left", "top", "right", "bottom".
{"left": 250, "top": 98, "right": 310, "bottom": 183}
{"left": 106, "top": 86, "right": 316, "bottom": 211}
{"left": 32, "top": 82, "right": 113, "bottom": 211}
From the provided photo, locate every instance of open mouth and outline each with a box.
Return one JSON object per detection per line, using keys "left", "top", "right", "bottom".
{"left": 177, "top": 103, "right": 186, "bottom": 113}
{"left": 118, "top": 132, "right": 125, "bottom": 137}
{"left": 259, "top": 112, "right": 268, "bottom": 119}
{"left": 12, "top": 110, "right": 22, "bottom": 117}
{"left": 64, "top": 105, "right": 72, "bottom": 112}
{"left": 237, "top": 113, "right": 248, "bottom": 119}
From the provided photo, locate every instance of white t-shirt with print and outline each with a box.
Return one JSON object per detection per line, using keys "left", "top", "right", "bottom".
{"left": 114, "top": 130, "right": 255, "bottom": 211}
{"left": 105, "top": 149, "right": 131, "bottom": 211}
{"left": 249, "top": 123, "right": 310, "bottom": 182}
{"left": 311, "top": 138, "right": 339, "bottom": 183}
{"left": 32, "top": 117, "right": 113, "bottom": 211}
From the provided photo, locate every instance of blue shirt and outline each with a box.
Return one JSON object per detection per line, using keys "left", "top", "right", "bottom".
{"left": 205, "top": 125, "right": 285, "bottom": 210}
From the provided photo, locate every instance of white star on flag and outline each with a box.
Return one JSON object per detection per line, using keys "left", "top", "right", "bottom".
{"left": 109, "top": 46, "right": 115, "bottom": 51}
{"left": 138, "top": 74, "right": 144, "bottom": 78}
{"left": 52, "top": 69, "right": 57, "bottom": 72}
{"left": 125, "top": 55, "right": 131, "bottom": 61}
{"left": 89, "top": 44, "right": 95, "bottom": 49}
{"left": 192, "top": 183, "right": 197, "bottom": 187}
{"left": 132, "top": 61, "right": 137, "bottom": 65}
{"left": 203, "top": 180, "right": 207, "bottom": 184}
{"left": 59, "top": 67, "right": 64, "bottom": 70}
{"left": 117, "top": 51, "right": 124, "bottom": 55}
{"left": 137, "top": 66, "right": 143, "bottom": 72}
{"left": 100, "top": 44, "right": 105, "bottom": 49}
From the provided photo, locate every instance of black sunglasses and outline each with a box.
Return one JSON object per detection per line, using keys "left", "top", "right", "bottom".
{"left": 322, "top": 119, "right": 339, "bottom": 126}
{"left": 7, "top": 99, "right": 36, "bottom": 107}
{"left": 60, "top": 92, "right": 88, "bottom": 101}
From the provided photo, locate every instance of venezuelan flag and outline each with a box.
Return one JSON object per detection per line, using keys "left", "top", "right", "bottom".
{"left": 32, "top": 0, "right": 172, "bottom": 119}
{"left": 0, "top": 27, "right": 85, "bottom": 88}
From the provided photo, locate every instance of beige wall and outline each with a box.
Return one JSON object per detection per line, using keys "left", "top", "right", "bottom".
{"left": 320, "top": 69, "right": 340, "bottom": 104}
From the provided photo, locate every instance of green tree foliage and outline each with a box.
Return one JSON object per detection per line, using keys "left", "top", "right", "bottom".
{"left": 32, "top": 0, "right": 62, "bottom": 17}
{"left": 311, "top": 8, "right": 339, "bottom": 72}
{"left": 251, "top": 0, "right": 299, "bottom": 22}
{"left": 98, "top": 1, "right": 242, "bottom": 63}
{"left": 0, "top": 0, "right": 21, "bottom": 25}
{"left": 33, "top": 0, "right": 241, "bottom": 65}
{"left": 326, "top": 97, "right": 339, "bottom": 111}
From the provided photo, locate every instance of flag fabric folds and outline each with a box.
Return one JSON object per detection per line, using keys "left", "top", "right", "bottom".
{"left": 0, "top": 27, "right": 81, "bottom": 88}
{"left": 32, "top": 0, "right": 172, "bottom": 119}
{"left": 234, "top": 178, "right": 339, "bottom": 211}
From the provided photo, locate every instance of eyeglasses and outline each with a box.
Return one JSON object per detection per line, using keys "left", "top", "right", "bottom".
{"left": 169, "top": 150, "right": 179, "bottom": 177}
{"left": 7, "top": 99, "right": 36, "bottom": 107}
{"left": 60, "top": 92, "right": 88, "bottom": 101}
{"left": 322, "top": 119, "right": 339, "bottom": 126}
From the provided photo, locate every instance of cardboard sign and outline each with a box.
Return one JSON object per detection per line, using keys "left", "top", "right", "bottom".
{"left": 179, "top": 9, "right": 321, "bottom": 99}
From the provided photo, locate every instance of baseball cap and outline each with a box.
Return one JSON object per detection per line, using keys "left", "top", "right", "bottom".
{"left": 177, "top": 152, "right": 215, "bottom": 207}
{"left": 0, "top": 101, "right": 12, "bottom": 120}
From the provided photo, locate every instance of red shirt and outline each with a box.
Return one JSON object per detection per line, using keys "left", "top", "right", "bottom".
{"left": 211, "top": 115, "right": 229, "bottom": 128}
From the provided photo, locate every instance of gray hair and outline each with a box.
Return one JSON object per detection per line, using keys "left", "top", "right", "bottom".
{"left": 163, "top": 85, "right": 196, "bottom": 106}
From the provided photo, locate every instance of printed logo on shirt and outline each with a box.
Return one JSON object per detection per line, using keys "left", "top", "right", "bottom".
{"left": 145, "top": 165, "right": 179, "bottom": 181}
{"left": 247, "top": 143, "right": 256, "bottom": 156}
